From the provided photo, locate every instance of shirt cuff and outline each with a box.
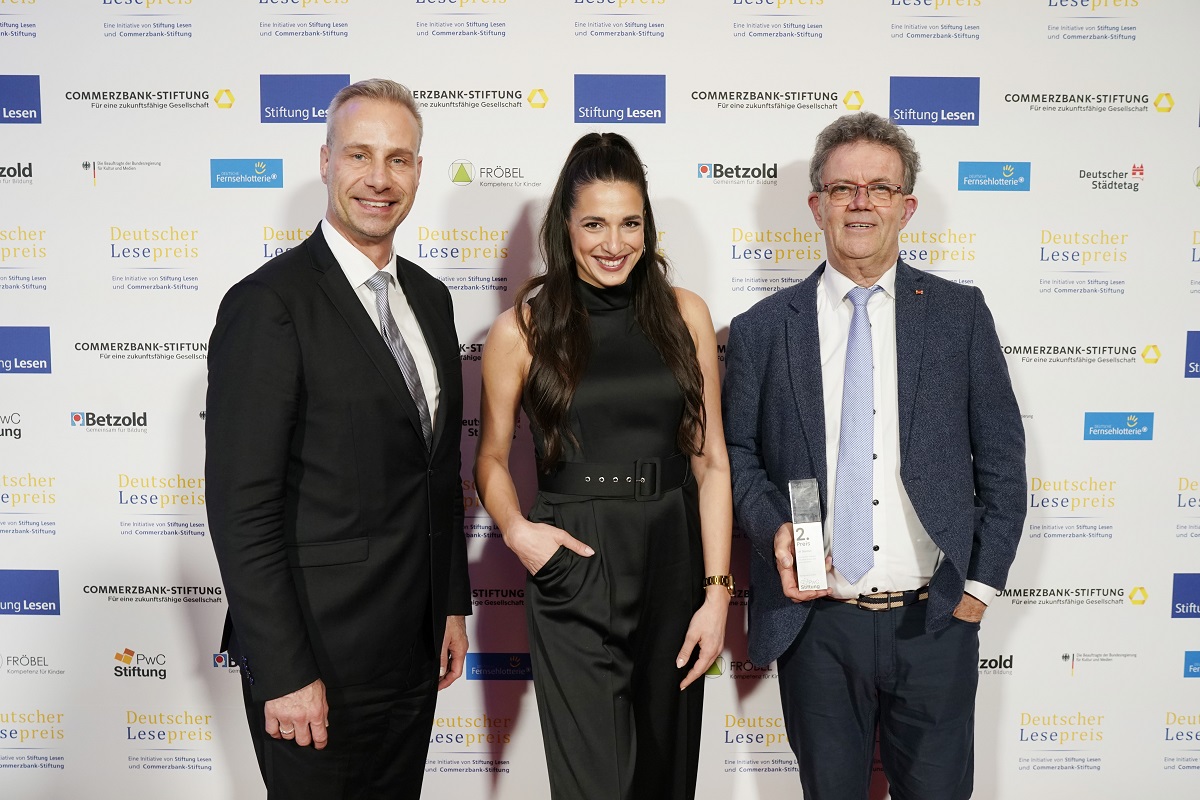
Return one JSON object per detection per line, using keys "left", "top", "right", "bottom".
{"left": 963, "top": 580, "right": 997, "bottom": 606}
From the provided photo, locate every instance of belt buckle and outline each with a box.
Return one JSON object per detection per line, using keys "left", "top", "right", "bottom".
{"left": 634, "top": 457, "right": 662, "bottom": 502}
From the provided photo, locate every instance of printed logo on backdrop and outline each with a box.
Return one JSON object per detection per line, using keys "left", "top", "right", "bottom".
{"left": 710, "top": 658, "right": 777, "bottom": 681}
{"left": 575, "top": 74, "right": 665, "bottom": 124}
{"left": 116, "top": 472, "right": 207, "bottom": 533}
{"left": 427, "top": 715, "right": 514, "bottom": 774}
{"left": 99, "top": 1, "right": 195, "bottom": 41}
{"left": 471, "top": 587, "right": 524, "bottom": 609}
{"left": 211, "top": 652, "right": 240, "bottom": 676}
{"left": 0, "top": 469, "right": 57, "bottom": 534}
{"left": 417, "top": 218, "right": 511, "bottom": 294}
{"left": 1002, "top": 342, "right": 1156, "bottom": 366}
{"left": 446, "top": 158, "right": 542, "bottom": 189}
{"left": 0, "top": 75, "right": 41, "bottom": 123}
{"left": 1185, "top": 652, "right": 1200, "bottom": 678}
{"left": 687, "top": 86, "right": 850, "bottom": 113}
{"left": 0, "top": 326, "right": 51, "bottom": 374}
{"left": 412, "top": 0, "right": 513, "bottom": 40}
{"left": 887, "top": 0, "right": 983, "bottom": 42}
{"left": 0, "top": 160, "right": 33, "bottom": 185}
{"left": 980, "top": 653, "right": 1014, "bottom": 676}
{"left": 0, "top": 410, "right": 21, "bottom": 442}
{"left": 465, "top": 653, "right": 532, "bottom": 680}
{"left": 414, "top": 86, "right": 547, "bottom": 111}
{"left": 0, "top": 221, "right": 48, "bottom": 292}
{"left": 996, "top": 584, "right": 1145, "bottom": 608}
{"left": 125, "top": 707, "right": 215, "bottom": 769}
{"left": 898, "top": 227, "right": 977, "bottom": 283}
{"left": 729, "top": 225, "right": 824, "bottom": 279}
{"left": 573, "top": 0, "right": 667, "bottom": 41}
{"left": 1026, "top": 475, "right": 1117, "bottom": 542}
{"left": 113, "top": 647, "right": 168, "bottom": 680}
{"left": 1172, "top": 574, "right": 1200, "bottom": 619}
{"left": 210, "top": 159, "right": 283, "bottom": 189}
{"left": 729, "top": 0, "right": 826, "bottom": 42}
{"left": 0, "top": 707, "right": 66, "bottom": 770}
{"left": 1037, "top": 226, "right": 1130, "bottom": 297}
{"left": 1061, "top": 650, "right": 1138, "bottom": 677}
{"left": 256, "top": 0, "right": 351, "bottom": 41}
{"left": 3, "top": 650, "right": 64, "bottom": 677}
{"left": 1015, "top": 709, "right": 1104, "bottom": 770}
{"left": 0, "top": 570, "right": 60, "bottom": 615}
{"left": 262, "top": 224, "right": 314, "bottom": 259}
{"left": 0, "top": 3, "right": 38, "bottom": 41}
{"left": 1044, "top": 0, "right": 1142, "bottom": 46}
{"left": 82, "top": 583, "right": 223, "bottom": 605}
{"left": 82, "top": 159, "right": 166, "bottom": 187}
{"left": 1077, "top": 163, "right": 1143, "bottom": 193}
{"left": 1003, "top": 89, "right": 1171, "bottom": 114}
{"left": 260, "top": 74, "right": 349, "bottom": 123}
{"left": 1184, "top": 331, "right": 1200, "bottom": 378}
{"left": 70, "top": 410, "right": 148, "bottom": 434}
{"left": 72, "top": 339, "right": 208, "bottom": 364}
{"left": 65, "top": 87, "right": 231, "bottom": 112}
{"left": 722, "top": 711, "right": 794, "bottom": 774}
{"left": 108, "top": 224, "right": 202, "bottom": 292}
{"left": 890, "top": 76, "right": 979, "bottom": 126}
{"left": 958, "top": 162, "right": 1029, "bottom": 191}
{"left": 1083, "top": 412, "right": 1152, "bottom": 441}
{"left": 697, "top": 160, "right": 779, "bottom": 186}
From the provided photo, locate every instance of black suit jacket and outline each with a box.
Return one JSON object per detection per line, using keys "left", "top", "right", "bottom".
{"left": 205, "top": 224, "right": 469, "bottom": 702}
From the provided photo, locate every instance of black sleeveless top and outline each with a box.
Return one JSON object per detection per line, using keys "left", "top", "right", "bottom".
{"left": 527, "top": 278, "right": 684, "bottom": 466}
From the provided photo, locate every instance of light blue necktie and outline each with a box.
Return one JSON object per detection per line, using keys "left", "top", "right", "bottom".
{"left": 833, "top": 285, "right": 881, "bottom": 584}
{"left": 366, "top": 271, "right": 433, "bottom": 450}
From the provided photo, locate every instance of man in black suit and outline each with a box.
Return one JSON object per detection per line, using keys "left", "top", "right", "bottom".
{"left": 206, "top": 78, "right": 470, "bottom": 799}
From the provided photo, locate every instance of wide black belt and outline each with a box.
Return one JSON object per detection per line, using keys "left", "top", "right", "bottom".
{"left": 538, "top": 453, "right": 689, "bottom": 502}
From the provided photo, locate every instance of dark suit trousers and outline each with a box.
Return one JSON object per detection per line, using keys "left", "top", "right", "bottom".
{"left": 777, "top": 598, "right": 979, "bottom": 800}
{"left": 239, "top": 615, "right": 437, "bottom": 800}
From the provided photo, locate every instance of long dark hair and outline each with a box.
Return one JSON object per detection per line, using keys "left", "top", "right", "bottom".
{"left": 514, "top": 132, "right": 705, "bottom": 471}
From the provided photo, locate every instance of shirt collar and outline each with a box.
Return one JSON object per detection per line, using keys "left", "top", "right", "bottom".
{"left": 321, "top": 218, "right": 397, "bottom": 288}
{"left": 821, "top": 260, "right": 897, "bottom": 304}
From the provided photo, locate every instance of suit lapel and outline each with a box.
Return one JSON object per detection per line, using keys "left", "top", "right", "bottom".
{"left": 786, "top": 268, "right": 827, "bottom": 511}
{"left": 894, "top": 261, "right": 927, "bottom": 462}
{"left": 306, "top": 228, "right": 429, "bottom": 448}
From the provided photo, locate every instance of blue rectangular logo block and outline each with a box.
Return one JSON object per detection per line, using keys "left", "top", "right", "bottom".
{"left": 0, "top": 570, "right": 61, "bottom": 615}
{"left": 1185, "top": 652, "right": 1200, "bottom": 677}
{"left": 0, "top": 75, "right": 41, "bottom": 124}
{"left": 210, "top": 159, "right": 284, "bottom": 189}
{"left": 1185, "top": 331, "right": 1200, "bottom": 378}
{"left": 465, "top": 653, "right": 533, "bottom": 680}
{"left": 0, "top": 326, "right": 52, "bottom": 374}
{"left": 1083, "top": 412, "right": 1153, "bottom": 440}
{"left": 958, "top": 162, "right": 1031, "bottom": 191}
{"left": 1173, "top": 574, "right": 1200, "bottom": 619}
{"left": 260, "top": 74, "right": 350, "bottom": 124}
{"left": 890, "top": 76, "right": 980, "bottom": 126}
{"left": 574, "top": 74, "right": 666, "bottom": 124}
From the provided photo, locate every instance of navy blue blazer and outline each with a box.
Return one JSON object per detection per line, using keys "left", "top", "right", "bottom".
{"left": 722, "top": 262, "right": 1026, "bottom": 667}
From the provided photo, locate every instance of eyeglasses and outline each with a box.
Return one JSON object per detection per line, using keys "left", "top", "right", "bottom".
{"left": 820, "top": 182, "right": 905, "bottom": 207}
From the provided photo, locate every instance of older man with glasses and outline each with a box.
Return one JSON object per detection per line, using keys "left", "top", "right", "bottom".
{"left": 722, "top": 112, "right": 1026, "bottom": 800}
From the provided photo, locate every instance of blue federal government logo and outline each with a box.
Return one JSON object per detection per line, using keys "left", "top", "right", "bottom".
{"left": 210, "top": 159, "right": 284, "bottom": 189}
{"left": 959, "top": 162, "right": 1030, "bottom": 192}
{"left": 574, "top": 74, "right": 666, "bottom": 124}
{"left": 0, "top": 75, "right": 41, "bottom": 124}
{"left": 0, "top": 326, "right": 52, "bottom": 374}
{"left": 260, "top": 74, "right": 350, "bottom": 124}
{"left": 0, "top": 569, "right": 60, "bottom": 615}
{"left": 1173, "top": 574, "right": 1200, "bottom": 619}
{"left": 465, "top": 652, "right": 533, "bottom": 681}
{"left": 1185, "top": 331, "right": 1200, "bottom": 378}
{"left": 890, "top": 76, "right": 979, "bottom": 126}
{"left": 1082, "top": 412, "right": 1153, "bottom": 441}
{"left": 1185, "top": 652, "right": 1200, "bottom": 678}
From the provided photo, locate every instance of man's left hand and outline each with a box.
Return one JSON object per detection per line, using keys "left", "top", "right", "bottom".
{"left": 952, "top": 593, "right": 986, "bottom": 623}
{"left": 437, "top": 615, "right": 468, "bottom": 690}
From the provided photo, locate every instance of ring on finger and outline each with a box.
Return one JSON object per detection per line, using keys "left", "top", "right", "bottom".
{"left": 280, "top": 727, "right": 295, "bottom": 735}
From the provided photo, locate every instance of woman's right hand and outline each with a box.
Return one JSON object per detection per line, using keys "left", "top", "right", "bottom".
{"left": 503, "top": 517, "right": 594, "bottom": 575}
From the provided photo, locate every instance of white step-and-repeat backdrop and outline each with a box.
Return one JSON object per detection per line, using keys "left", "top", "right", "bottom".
{"left": 2, "top": 1, "right": 1198, "bottom": 798}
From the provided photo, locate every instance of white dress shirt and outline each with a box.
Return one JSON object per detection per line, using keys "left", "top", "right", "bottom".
{"left": 819, "top": 264, "right": 994, "bottom": 604}
{"left": 322, "top": 219, "right": 441, "bottom": 426}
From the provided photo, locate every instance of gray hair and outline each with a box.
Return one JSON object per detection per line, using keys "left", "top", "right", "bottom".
{"left": 809, "top": 112, "right": 920, "bottom": 194}
{"left": 326, "top": 79, "right": 423, "bottom": 149}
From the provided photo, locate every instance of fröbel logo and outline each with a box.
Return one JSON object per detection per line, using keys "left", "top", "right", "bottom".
{"left": 0, "top": 570, "right": 60, "bottom": 616}
{"left": 1172, "top": 574, "right": 1200, "bottom": 619}
{"left": 210, "top": 159, "right": 284, "bottom": 189}
{"left": 260, "top": 74, "right": 350, "bottom": 124}
{"left": 890, "top": 76, "right": 979, "bottom": 126}
{"left": 0, "top": 326, "right": 51, "bottom": 374}
{"left": 1185, "top": 331, "right": 1200, "bottom": 378}
{"left": 958, "top": 162, "right": 1030, "bottom": 191}
{"left": 1082, "top": 412, "right": 1153, "bottom": 441}
{"left": 574, "top": 74, "right": 666, "bottom": 124}
{"left": 0, "top": 75, "right": 40, "bottom": 124}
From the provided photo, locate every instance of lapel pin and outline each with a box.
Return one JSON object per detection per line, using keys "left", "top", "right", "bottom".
{"left": 914, "top": 289, "right": 924, "bottom": 295}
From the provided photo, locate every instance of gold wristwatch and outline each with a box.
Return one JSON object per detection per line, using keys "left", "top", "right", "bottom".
{"left": 704, "top": 574, "right": 735, "bottom": 596}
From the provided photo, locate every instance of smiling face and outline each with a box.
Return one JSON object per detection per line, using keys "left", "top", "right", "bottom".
{"left": 808, "top": 140, "right": 917, "bottom": 284}
{"left": 568, "top": 180, "right": 645, "bottom": 289}
{"left": 320, "top": 97, "right": 422, "bottom": 267}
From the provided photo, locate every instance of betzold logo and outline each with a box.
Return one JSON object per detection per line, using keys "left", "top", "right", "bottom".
{"left": 0, "top": 327, "right": 52, "bottom": 374}
{"left": 0, "top": 162, "right": 33, "bottom": 185}
{"left": 69, "top": 411, "right": 148, "bottom": 432}
{"left": 0, "top": 570, "right": 60, "bottom": 615}
{"left": 958, "top": 162, "right": 1030, "bottom": 191}
{"left": 260, "top": 74, "right": 350, "bottom": 123}
{"left": 112, "top": 647, "right": 167, "bottom": 680}
{"left": 890, "top": 76, "right": 979, "bottom": 126}
{"left": 1185, "top": 652, "right": 1200, "bottom": 678}
{"left": 449, "top": 160, "right": 473, "bottom": 186}
{"left": 1172, "top": 574, "right": 1200, "bottom": 619}
{"left": 979, "top": 654, "right": 1015, "bottom": 675}
{"left": 575, "top": 74, "right": 666, "bottom": 124}
{"left": 465, "top": 653, "right": 533, "bottom": 681}
{"left": 0, "top": 75, "right": 41, "bottom": 124}
{"left": 1184, "top": 331, "right": 1200, "bottom": 378}
{"left": 210, "top": 159, "right": 283, "bottom": 189}
{"left": 212, "top": 653, "right": 230, "bottom": 668}
{"left": 697, "top": 161, "right": 779, "bottom": 183}
{"left": 1083, "top": 412, "right": 1153, "bottom": 441}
